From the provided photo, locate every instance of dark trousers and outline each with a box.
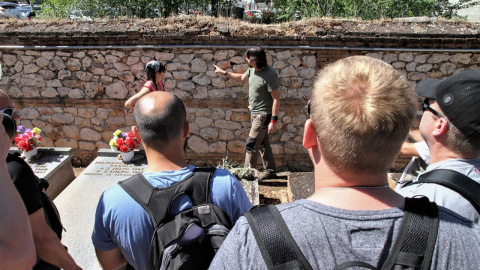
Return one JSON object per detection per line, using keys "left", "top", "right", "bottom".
{"left": 244, "top": 113, "right": 276, "bottom": 171}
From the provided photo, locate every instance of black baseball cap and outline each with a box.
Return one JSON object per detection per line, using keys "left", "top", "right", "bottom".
{"left": 415, "top": 69, "right": 480, "bottom": 139}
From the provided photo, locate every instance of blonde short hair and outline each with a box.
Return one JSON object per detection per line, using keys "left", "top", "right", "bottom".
{"left": 310, "top": 56, "right": 416, "bottom": 174}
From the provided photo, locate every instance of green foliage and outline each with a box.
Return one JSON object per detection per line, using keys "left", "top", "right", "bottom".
{"left": 31, "top": 0, "right": 480, "bottom": 20}
{"left": 38, "top": 0, "right": 215, "bottom": 19}
{"left": 243, "top": 10, "right": 276, "bottom": 24}
{"left": 38, "top": 0, "right": 75, "bottom": 19}
{"left": 261, "top": 10, "right": 275, "bottom": 24}
{"left": 217, "top": 156, "right": 258, "bottom": 180}
{"left": 273, "top": 0, "right": 479, "bottom": 20}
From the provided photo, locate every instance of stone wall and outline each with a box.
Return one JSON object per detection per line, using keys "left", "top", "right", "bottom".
{"left": 0, "top": 48, "right": 317, "bottom": 168}
{"left": 0, "top": 19, "right": 479, "bottom": 170}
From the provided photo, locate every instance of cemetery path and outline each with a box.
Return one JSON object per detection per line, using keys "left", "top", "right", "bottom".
{"left": 73, "top": 167, "right": 85, "bottom": 178}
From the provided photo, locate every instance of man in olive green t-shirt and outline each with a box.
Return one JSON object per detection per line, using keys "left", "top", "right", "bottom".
{"left": 214, "top": 46, "right": 280, "bottom": 180}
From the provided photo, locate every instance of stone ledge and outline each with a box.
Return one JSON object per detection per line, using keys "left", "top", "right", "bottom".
{"left": 1, "top": 18, "right": 479, "bottom": 49}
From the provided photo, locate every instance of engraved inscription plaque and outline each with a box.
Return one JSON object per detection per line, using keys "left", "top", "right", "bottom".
{"left": 9, "top": 147, "right": 75, "bottom": 199}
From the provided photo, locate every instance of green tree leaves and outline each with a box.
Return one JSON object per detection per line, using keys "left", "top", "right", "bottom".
{"left": 35, "top": 0, "right": 480, "bottom": 20}
{"left": 273, "top": 0, "right": 479, "bottom": 20}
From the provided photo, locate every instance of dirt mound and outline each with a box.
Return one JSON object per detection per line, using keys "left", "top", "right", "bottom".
{"left": 1, "top": 16, "right": 478, "bottom": 37}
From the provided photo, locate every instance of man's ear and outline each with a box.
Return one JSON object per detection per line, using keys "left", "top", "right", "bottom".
{"left": 183, "top": 122, "right": 189, "bottom": 138}
{"left": 132, "top": 126, "right": 142, "bottom": 142}
{"left": 303, "top": 119, "right": 318, "bottom": 149}
{"left": 432, "top": 117, "right": 449, "bottom": 137}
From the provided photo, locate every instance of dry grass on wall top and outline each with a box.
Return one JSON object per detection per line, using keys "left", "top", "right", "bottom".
{"left": 0, "top": 16, "right": 479, "bottom": 38}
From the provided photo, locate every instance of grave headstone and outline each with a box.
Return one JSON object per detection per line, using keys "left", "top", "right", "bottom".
{"left": 54, "top": 149, "right": 147, "bottom": 270}
{"left": 54, "top": 149, "right": 258, "bottom": 269}
{"left": 9, "top": 147, "right": 75, "bottom": 199}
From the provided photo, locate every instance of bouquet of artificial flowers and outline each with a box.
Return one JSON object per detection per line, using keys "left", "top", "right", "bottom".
{"left": 109, "top": 130, "right": 141, "bottom": 153}
{"left": 14, "top": 126, "right": 42, "bottom": 152}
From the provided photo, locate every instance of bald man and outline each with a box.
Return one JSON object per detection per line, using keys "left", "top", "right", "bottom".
{"left": 92, "top": 91, "right": 252, "bottom": 270}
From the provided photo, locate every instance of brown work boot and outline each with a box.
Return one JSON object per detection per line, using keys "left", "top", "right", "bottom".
{"left": 256, "top": 170, "right": 277, "bottom": 181}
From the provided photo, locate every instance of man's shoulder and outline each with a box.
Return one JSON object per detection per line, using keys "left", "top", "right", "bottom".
{"left": 427, "top": 157, "right": 480, "bottom": 178}
{"left": 437, "top": 207, "right": 480, "bottom": 248}
{"left": 212, "top": 168, "right": 236, "bottom": 178}
{"left": 210, "top": 168, "right": 239, "bottom": 187}
{"left": 438, "top": 206, "right": 478, "bottom": 226}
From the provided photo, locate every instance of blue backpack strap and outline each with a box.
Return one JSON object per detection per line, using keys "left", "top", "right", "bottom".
{"left": 118, "top": 167, "right": 216, "bottom": 227}
{"left": 410, "top": 169, "right": 480, "bottom": 214}
{"left": 381, "top": 197, "right": 438, "bottom": 270}
{"left": 244, "top": 204, "right": 313, "bottom": 270}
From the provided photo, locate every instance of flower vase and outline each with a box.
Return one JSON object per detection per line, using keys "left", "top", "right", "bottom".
{"left": 23, "top": 148, "right": 38, "bottom": 160}
{"left": 121, "top": 151, "right": 134, "bottom": 162}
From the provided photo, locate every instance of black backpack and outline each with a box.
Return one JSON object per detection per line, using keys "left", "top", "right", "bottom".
{"left": 38, "top": 177, "right": 65, "bottom": 240}
{"left": 119, "top": 167, "right": 233, "bottom": 270}
{"left": 36, "top": 175, "right": 65, "bottom": 270}
{"left": 245, "top": 197, "right": 439, "bottom": 270}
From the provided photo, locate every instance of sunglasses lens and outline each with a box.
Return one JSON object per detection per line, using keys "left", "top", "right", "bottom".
{"left": 4, "top": 109, "right": 13, "bottom": 116}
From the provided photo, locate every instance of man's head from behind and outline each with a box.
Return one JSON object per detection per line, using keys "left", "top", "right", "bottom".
{"left": 415, "top": 70, "right": 480, "bottom": 156}
{"left": 309, "top": 56, "right": 416, "bottom": 174}
{"left": 134, "top": 92, "right": 186, "bottom": 150}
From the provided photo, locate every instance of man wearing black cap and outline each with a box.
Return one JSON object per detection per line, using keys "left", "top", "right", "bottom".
{"left": 396, "top": 69, "right": 480, "bottom": 224}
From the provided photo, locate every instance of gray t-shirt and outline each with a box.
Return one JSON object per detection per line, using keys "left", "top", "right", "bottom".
{"left": 209, "top": 199, "right": 480, "bottom": 269}
{"left": 244, "top": 66, "right": 279, "bottom": 114}
{"left": 396, "top": 156, "right": 480, "bottom": 224}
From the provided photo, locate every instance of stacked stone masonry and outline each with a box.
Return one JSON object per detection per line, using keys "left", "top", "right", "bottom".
{"left": 1, "top": 48, "right": 478, "bottom": 169}
{"left": 0, "top": 48, "right": 317, "bottom": 168}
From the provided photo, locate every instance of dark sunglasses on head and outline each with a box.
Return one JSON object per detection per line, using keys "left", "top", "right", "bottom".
{"left": 0, "top": 105, "right": 15, "bottom": 116}
{"left": 422, "top": 99, "right": 443, "bottom": 117}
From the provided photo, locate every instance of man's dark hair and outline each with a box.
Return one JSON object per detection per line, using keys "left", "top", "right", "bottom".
{"left": 134, "top": 93, "right": 186, "bottom": 148}
{"left": 246, "top": 46, "right": 268, "bottom": 69}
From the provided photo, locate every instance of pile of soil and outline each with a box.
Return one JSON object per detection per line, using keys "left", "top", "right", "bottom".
{"left": 1, "top": 15, "right": 478, "bottom": 37}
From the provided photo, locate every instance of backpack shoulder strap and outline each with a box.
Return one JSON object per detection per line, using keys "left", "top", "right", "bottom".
{"left": 413, "top": 169, "right": 480, "bottom": 214}
{"left": 183, "top": 167, "right": 217, "bottom": 205}
{"left": 118, "top": 173, "right": 159, "bottom": 224}
{"left": 382, "top": 197, "right": 438, "bottom": 270}
{"left": 118, "top": 167, "right": 217, "bottom": 226}
{"left": 244, "top": 204, "right": 313, "bottom": 270}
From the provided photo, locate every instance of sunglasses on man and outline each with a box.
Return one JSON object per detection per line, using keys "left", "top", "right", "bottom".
{"left": 422, "top": 99, "right": 443, "bottom": 118}
{"left": 0, "top": 105, "right": 15, "bottom": 116}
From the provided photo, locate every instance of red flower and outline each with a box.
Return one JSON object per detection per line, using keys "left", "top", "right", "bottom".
{"left": 112, "top": 131, "right": 140, "bottom": 153}
{"left": 119, "top": 145, "right": 129, "bottom": 153}
{"left": 14, "top": 127, "right": 42, "bottom": 152}
{"left": 116, "top": 138, "right": 124, "bottom": 146}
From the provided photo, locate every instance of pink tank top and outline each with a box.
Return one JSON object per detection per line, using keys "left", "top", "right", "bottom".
{"left": 144, "top": 81, "right": 165, "bottom": 92}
